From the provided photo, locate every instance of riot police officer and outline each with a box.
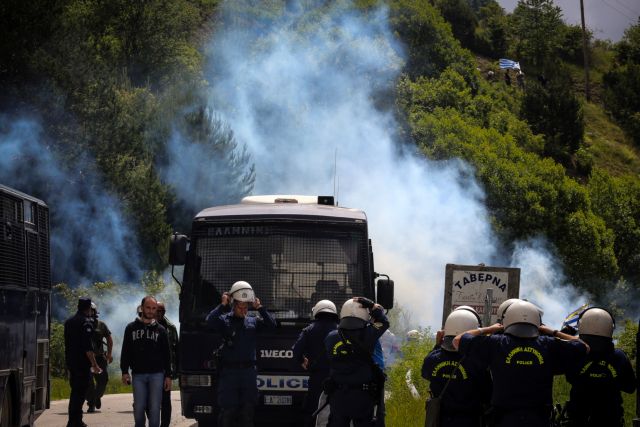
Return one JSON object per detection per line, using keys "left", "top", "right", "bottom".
{"left": 564, "top": 307, "right": 636, "bottom": 427}
{"left": 453, "top": 300, "right": 588, "bottom": 427}
{"left": 85, "top": 302, "right": 113, "bottom": 413}
{"left": 324, "top": 297, "right": 389, "bottom": 427}
{"left": 206, "top": 281, "right": 277, "bottom": 427}
{"left": 64, "top": 297, "right": 102, "bottom": 427}
{"left": 156, "top": 301, "right": 179, "bottom": 427}
{"left": 292, "top": 299, "right": 339, "bottom": 427}
{"left": 422, "top": 306, "right": 491, "bottom": 427}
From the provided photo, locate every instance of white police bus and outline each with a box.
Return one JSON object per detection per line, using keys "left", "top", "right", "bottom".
{"left": 169, "top": 195, "right": 393, "bottom": 426}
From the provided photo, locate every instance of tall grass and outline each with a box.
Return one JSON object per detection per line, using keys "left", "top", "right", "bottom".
{"left": 385, "top": 337, "right": 638, "bottom": 427}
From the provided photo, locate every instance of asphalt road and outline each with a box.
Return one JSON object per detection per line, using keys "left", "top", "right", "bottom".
{"left": 34, "top": 391, "right": 197, "bottom": 427}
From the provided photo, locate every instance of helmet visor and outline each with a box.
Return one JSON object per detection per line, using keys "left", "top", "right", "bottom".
{"left": 441, "top": 336, "right": 457, "bottom": 352}
{"left": 339, "top": 317, "right": 367, "bottom": 330}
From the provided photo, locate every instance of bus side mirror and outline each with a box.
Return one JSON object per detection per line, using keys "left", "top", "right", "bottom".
{"left": 169, "top": 233, "right": 189, "bottom": 266}
{"left": 376, "top": 278, "right": 394, "bottom": 310}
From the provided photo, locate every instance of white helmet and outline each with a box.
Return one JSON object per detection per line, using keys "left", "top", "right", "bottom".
{"left": 497, "top": 298, "right": 520, "bottom": 323}
{"left": 406, "top": 329, "right": 421, "bottom": 341}
{"left": 578, "top": 308, "right": 615, "bottom": 338}
{"left": 503, "top": 300, "right": 542, "bottom": 338}
{"left": 312, "top": 299, "right": 338, "bottom": 318}
{"left": 442, "top": 308, "right": 481, "bottom": 351}
{"left": 339, "top": 298, "right": 370, "bottom": 330}
{"left": 229, "top": 281, "right": 255, "bottom": 303}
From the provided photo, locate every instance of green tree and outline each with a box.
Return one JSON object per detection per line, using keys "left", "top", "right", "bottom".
{"left": 510, "top": 0, "right": 564, "bottom": 72}
{"left": 475, "top": 1, "right": 509, "bottom": 58}
{"left": 520, "top": 76, "right": 585, "bottom": 167}
{"left": 602, "top": 20, "right": 640, "bottom": 146}
{"left": 435, "top": 0, "right": 478, "bottom": 48}
{"left": 388, "top": 0, "right": 476, "bottom": 79}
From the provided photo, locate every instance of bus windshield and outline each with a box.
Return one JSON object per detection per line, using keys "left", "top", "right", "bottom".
{"left": 185, "top": 223, "right": 369, "bottom": 321}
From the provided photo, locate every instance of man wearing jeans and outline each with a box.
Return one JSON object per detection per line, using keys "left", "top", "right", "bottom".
{"left": 121, "top": 295, "right": 171, "bottom": 427}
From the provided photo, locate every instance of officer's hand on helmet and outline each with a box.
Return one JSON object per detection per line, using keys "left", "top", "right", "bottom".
{"left": 221, "top": 292, "right": 230, "bottom": 306}
{"left": 355, "top": 297, "right": 375, "bottom": 309}
{"left": 252, "top": 298, "right": 262, "bottom": 310}
{"left": 539, "top": 324, "right": 554, "bottom": 336}
{"left": 436, "top": 329, "right": 445, "bottom": 345}
{"left": 302, "top": 356, "right": 309, "bottom": 370}
{"left": 485, "top": 323, "right": 504, "bottom": 334}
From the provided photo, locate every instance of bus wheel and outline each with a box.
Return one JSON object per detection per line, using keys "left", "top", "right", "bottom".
{"left": 1, "top": 386, "right": 13, "bottom": 427}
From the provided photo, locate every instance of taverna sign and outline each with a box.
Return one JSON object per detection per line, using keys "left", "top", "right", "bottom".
{"left": 442, "top": 264, "right": 520, "bottom": 326}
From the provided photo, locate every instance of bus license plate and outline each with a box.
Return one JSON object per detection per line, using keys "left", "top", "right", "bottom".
{"left": 264, "top": 395, "right": 292, "bottom": 405}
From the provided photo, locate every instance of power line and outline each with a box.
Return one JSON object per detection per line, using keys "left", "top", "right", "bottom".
{"left": 612, "top": 0, "right": 640, "bottom": 16}
{"left": 600, "top": 0, "right": 635, "bottom": 20}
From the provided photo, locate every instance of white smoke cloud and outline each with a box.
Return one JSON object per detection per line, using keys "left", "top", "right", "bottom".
{"left": 203, "top": 1, "right": 586, "bottom": 329}
{"left": 511, "top": 238, "right": 588, "bottom": 329}
{"left": 204, "top": 2, "right": 495, "bottom": 328}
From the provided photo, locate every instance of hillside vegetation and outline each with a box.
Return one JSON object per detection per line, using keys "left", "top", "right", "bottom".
{"left": 1, "top": 0, "right": 640, "bottom": 309}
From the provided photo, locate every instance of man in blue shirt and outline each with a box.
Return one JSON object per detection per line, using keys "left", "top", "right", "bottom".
{"left": 206, "top": 281, "right": 277, "bottom": 427}
{"left": 454, "top": 300, "right": 588, "bottom": 427}
{"left": 325, "top": 297, "right": 389, "bottom": 427}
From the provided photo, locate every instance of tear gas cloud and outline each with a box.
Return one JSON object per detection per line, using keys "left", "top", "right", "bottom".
{"left": 0, "top": 117, "right": 143, "bottom": 287}
{"left": 205, "top": 0, "right": 582, "bottom": 328}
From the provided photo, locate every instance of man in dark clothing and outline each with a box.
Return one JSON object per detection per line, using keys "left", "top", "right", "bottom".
{"left": 422, "top": 306, "right": 491, "bottom": 427}
{"left": 64, "top": 297, "right": 102, "bottom": 427}
{"left": 121, "top": 295, "right": 172, "bottom": 427}
{"left": 292, "top": 299, "right": 339, "bottom": 427}
{"left": 564, "top": 308, "right": 636, "bottom": 427}
{"left": 324, "top": 297, "right": 389, "bottom": 427}
{"left": 85, "top": 302, "right": 113, "bottom": 413}
{"left": 206, "top": 281, "right": 277, "bottom": 427}
{"left": 156, "top": 301, "right": 179, "bottom": 427}
{"left": 454, "top": 300, "right": 588, "bottom": 427}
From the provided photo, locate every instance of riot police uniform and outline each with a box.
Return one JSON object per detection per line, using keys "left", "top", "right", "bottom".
{"left": 292, "top": 300, "right": 338, "bottom": 427}
{"left": 324, "top": 297, "right": 389, "bottom": 427}
{"left": 206, "top": 281, "right": 277, "bottom": 427}
{"left": 458, "top": 300, "right": 587, "bottom": 427}
{"left": 564, "top": 308, "right": 636, "bottom": 427}
{"left": 422, "top": 306, "right": 491, "bottom": 427}
{"left": 64, "top": 297, "right": 96, "bottom": 427}
{"left": 158, "top": 312, "right": 178, "bottom": 427}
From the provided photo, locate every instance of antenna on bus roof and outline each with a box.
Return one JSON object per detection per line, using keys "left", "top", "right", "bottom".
{"left": 333, "top": 148, "right": 340, "bottom": 206}
{"left": 333, "top": 148, "right": 338, "bottom": 205}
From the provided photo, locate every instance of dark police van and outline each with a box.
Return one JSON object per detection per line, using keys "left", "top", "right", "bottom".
{"left": 0, "top": 185, "right": 51, "bottom": 426}
{"left": 169, "top": 195, "right": 394, "bottom": 426}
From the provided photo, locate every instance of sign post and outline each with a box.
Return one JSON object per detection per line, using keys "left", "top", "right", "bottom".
{"left": 442, "top": 264, "right": 520, "bottom": 328}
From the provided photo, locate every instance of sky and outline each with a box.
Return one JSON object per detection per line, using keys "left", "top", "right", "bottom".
{"left": 498, "top": 0, "right": 639, "bottom": 42}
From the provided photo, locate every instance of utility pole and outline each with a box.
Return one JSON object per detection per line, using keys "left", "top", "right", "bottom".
{"left": 634, "top": 318, "right": 640, "bottom": 427}
{"left": 580, "top": 0, "right": 591, "bottom": 101}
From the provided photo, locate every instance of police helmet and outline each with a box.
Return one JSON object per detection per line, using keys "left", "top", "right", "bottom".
{"left": 339, "top": 298, "right": 370, "bottom": 330}
{"left": 502, "top": 300, "right": 541, "bottom": 338}
{"left": 229, "top": 281, "right": 255, "bottom": 303}
{"left": 497, "top": 298, "right": 520, "bottom": 323}
{"left": 442, "top": 307, "right": 481, "bottom": 351}
{"left": 406, "top": 329, "right": 422, "bottom": 341}
{"left": 312, "top": 299, "right": 338, "bottom": 318}
{"left": 578, "top": 307, "right": 615, "bottom": 338}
